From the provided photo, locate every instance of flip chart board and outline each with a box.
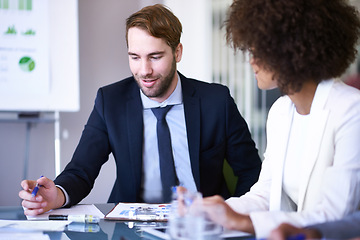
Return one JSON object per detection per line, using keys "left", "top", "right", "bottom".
{"left": 0, "top": 0, "right": 79, "bottom": 112}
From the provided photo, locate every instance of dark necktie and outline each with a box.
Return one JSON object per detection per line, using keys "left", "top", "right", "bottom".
{"left": 151, "top": 105, "right": 177, "bottom": 203}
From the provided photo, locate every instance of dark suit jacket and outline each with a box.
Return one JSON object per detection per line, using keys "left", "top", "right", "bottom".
{"left": 54, "top": 72, "right": 261, "bottom": 205}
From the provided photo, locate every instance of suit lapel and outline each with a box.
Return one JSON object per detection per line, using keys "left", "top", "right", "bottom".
{"left": 180, "top": 75, "right": 201, "bottom": 190}
{"left": 297, "top": 80, "right": 333, "bottom": 210}
{"left": 126, "top": 83, "right": 144, "bottom": 197}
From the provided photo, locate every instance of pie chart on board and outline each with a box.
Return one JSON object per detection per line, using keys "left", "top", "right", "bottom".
{"left": 19, "top": 56, "right": 36, "bottom": 72}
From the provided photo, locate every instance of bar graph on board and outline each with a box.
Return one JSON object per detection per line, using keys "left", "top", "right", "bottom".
{"left": 0, "top": 0, "right": 32, "bottom": 10}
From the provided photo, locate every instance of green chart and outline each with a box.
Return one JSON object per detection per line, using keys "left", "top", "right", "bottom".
{"left": 0, "top": 0, "right": 9, "bottom": 9}
{"left": 19, "top": 56, "right": 36, "bottom": 72}
{"left": 0, "top": 0, "right": 32, "bottom": 11}
{"left": 19, "top": 0, "right": 32, "bottom": 10}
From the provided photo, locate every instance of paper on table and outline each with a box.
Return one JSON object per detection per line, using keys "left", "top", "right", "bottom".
{"left": 0, "top": 219, "right": 71, "bottom": 231}
{"left": 26, "top": 204, "right": 105, "bottom": 221}
{"left": 105, "top": 203, "right": 170, "bottom": 221}
{"left": 141, "top": 227, "right": 251, "bottom": 239}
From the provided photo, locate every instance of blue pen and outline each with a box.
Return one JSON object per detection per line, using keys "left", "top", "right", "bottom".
{"left": 286, "top": 233, "right": 306, "bottom": 240}
{"left": 246, "top": 233, "right": 305, "bottom": 240}
{"left": 31, "top": 175, "right": 43, "bottom": 197}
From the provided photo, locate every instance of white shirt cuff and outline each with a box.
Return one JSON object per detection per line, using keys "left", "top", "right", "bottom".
{"left": 56, "top": 185, "right": 70, "bottom": 207}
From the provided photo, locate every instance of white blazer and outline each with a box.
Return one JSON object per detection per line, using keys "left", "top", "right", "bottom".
{"left": 226, "top": 79, "right": 360, "bottom": 238}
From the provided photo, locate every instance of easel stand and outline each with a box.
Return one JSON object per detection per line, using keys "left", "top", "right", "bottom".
{"left": 0, "top": 111, "right": 61, "bottom": 180}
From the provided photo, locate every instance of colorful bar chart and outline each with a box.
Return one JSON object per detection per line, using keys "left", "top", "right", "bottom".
{"left": 0, "top": 0, "right": 32, "bottom": 10}
{"left": 1, "top": 0, "right": 9, "bottom": 9}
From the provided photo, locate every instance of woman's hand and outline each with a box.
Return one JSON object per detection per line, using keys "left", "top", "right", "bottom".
{"left": 202, "top": 195, "right": 255, "bottom": 234}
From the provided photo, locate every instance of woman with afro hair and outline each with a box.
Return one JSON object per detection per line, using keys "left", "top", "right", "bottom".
{"left": 202, "top": 0, "right": 360, "bottom": 238}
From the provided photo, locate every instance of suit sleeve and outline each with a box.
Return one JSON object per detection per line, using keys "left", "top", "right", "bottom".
{"left": 54, "top": 88, "right": 111, "bottom": 206}
{"left": 224, "top": 88, "right": 262, "bottom": 197}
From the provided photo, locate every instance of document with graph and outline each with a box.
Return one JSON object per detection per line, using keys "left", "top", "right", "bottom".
{"left": 105, "top": 203, "right": 171, "bottom": 222}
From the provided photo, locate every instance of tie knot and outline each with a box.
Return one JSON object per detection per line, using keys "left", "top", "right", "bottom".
{"left": 151, "top": 105, "right": 173, "bottom": 121}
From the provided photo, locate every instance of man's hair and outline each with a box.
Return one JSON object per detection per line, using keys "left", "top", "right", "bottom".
{"left": 225, "top": 0, "right": 360, "bottom": 94}
{"left": 126, "top": 4, "right": 182, "bottom": 52}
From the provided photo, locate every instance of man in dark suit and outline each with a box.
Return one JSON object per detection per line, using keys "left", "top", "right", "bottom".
{"left": 19, "top": 4, "right": 261, "bottom": 215}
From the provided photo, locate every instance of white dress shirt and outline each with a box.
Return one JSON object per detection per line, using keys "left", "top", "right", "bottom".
{"left": 141, "top": 75, "right": 197, "bottom": 203}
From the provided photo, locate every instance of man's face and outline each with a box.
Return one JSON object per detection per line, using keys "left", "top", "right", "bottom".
{"left": 128, "top": 27, "right": 182, "bottom": 103}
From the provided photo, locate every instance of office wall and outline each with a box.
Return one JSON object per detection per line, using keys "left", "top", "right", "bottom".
{"left": 164, "top": 0, "right": 212, "bottom": 82}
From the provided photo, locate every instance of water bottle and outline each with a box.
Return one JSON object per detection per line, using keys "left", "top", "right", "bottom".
{"left": 167, "top": 188, "right": 206, "bottom": 239}
{"left": 167, "top": 187, "right": 186, "bottom": 239}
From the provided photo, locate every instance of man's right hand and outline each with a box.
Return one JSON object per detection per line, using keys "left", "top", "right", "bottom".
{"left": 18, "top": 176, "right": 65, "bottom": 216}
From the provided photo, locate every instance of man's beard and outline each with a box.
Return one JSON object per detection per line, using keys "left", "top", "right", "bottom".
{"left": 135, "top": 57, "right": 177, "bottom": 99}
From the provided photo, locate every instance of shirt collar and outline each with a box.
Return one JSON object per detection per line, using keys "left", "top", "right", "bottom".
{"left": 141, "top": 73, "right": 183, "bottom": 109}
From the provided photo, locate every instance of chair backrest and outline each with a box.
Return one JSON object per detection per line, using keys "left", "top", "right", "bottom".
{"left": 223, "top": 159, "right": 238, "bottom": 196}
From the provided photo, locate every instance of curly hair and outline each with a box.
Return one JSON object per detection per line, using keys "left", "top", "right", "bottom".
{"left": 226, "top": 0, "right": 360, "bottom": 94}
{"left": 126, "top": 4, "right": 182, "bottom": 53}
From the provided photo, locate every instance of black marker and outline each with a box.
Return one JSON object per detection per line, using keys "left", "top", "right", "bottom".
{"left": 49, "top": 214, "right": 100, "bottom": 224}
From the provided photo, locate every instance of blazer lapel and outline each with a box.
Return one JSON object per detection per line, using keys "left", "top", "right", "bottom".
{"left": 297, "top": 79, "right": 333, "bottom": 210}
{"left": 180, "top": 75, "right": 201, "bottom": 190}
{"left": 269, "top": 99, "right": 294, "bottom": 211}
{"left": 126, "top": 83, "right": 144, "bottom": 197}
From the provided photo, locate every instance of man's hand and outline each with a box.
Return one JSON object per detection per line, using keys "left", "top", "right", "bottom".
{"left": 18, "top": 176, "right": 65, "bottom": 216}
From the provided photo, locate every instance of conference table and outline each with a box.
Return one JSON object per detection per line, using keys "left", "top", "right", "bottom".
{"left": 0, "top": 204, "right": 252, "bottom": 240}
